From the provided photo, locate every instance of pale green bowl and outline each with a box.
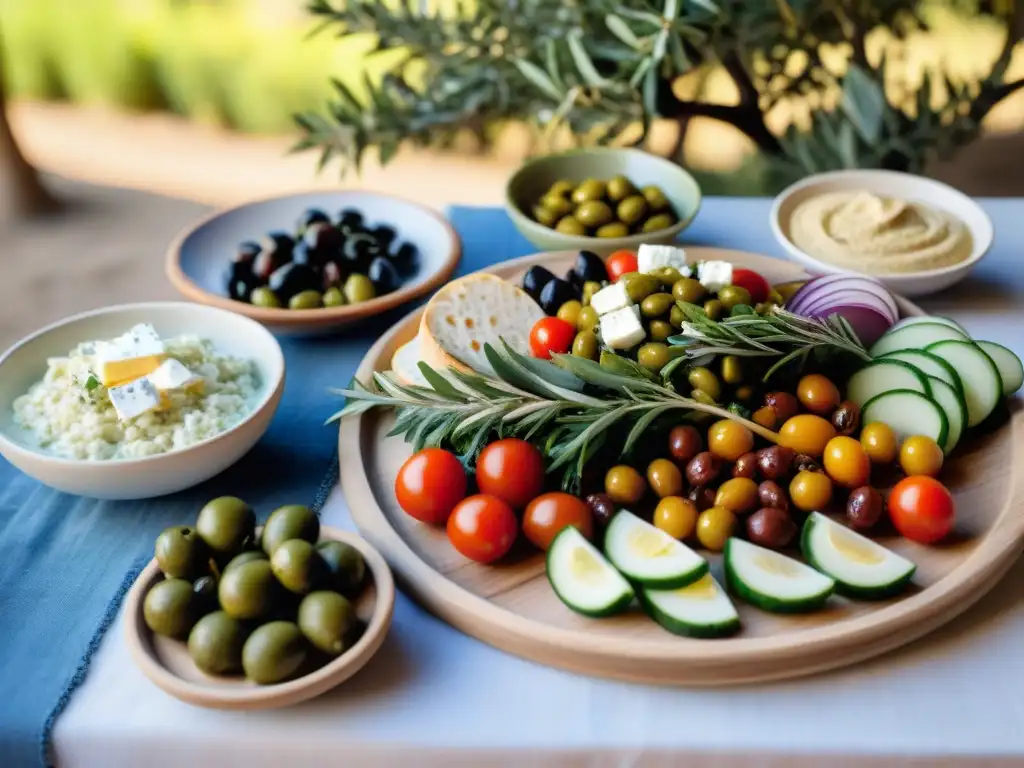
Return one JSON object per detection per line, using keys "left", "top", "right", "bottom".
{"left": 505, "top": 148, "right": 703, "bottom": 252}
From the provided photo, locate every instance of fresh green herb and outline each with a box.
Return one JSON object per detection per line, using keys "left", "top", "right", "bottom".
{"left": 84, "top": 375, "right": 100, "bottom": 392}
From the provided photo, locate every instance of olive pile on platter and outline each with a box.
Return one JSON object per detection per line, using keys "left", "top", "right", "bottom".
{"left": 225, "top": 207, "right": 419, "bottom": 310}
{"left": 144, "top": 497, "right": 368, "bottom": 685}
{"left": 530, "top": 176, "right": 678, "bottom": 237}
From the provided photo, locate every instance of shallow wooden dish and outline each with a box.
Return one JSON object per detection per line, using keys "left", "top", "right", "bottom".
{"left": 125, "top": 527, "right": 394, "bottom": 709}
{"left": 338, "top": 248, "right": 1024, "bottom": 686}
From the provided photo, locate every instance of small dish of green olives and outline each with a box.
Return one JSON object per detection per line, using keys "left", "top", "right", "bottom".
{"left": 124, "top": 496, "right": 394, "bottom": 709}
{"left": 505, "top": 148, "right": 702, "bottom": 252}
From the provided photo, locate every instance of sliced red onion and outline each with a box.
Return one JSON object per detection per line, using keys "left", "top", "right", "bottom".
{"left": 802, "top": 304, "right": 892, "bottom": 347}
{"left": 788, "top": 274, "right": 897, "bottom": 322}
{"left": 797, "top": 289, "right": 897, "bottom": 324}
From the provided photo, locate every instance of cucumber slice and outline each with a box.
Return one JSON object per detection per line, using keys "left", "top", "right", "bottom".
{"left": 887, "top": 315, "right": 967, "bottom": 334}
{"left": 927, "top": 376, "right": 966, "bottom": 454}
{"left": 640, "top": 574, "right": 741, "bottom": 639}
{"left": 604, "top": 511, "right": 708, "bottom": 589}
{"left": 846, "top": 360, "right": 930, "bottom": 410}
{"left": 801, "top": 513, "right": 915, "bottom": 599}
{"left": 869, "top": 322, "right": 968, "bottom": 357}
{"left": 877, "top": 349, "right": 964, "bottom": 398}
{"left": 861, "top": 389, "right": 948, "bottom": 447}
{"left": 547, "top": 527, "right": 634, "bottom": 617}
{"left": 976, "top": 341, "right": 1023, "bottom": 397}
{"left": 724, "top": 538, "right": 834, "bottom": 613}
{"left": 925, "top": 340, "right": 1002, "bottom": 427}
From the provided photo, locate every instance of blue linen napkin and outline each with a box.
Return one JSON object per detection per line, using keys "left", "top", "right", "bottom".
{"left": 0, "top": 205, "right": 531, "bottom": 768}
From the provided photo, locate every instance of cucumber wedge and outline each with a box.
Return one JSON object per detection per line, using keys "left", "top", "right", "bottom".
{"left": 869, "top": 322, "right": 968, "bottom": 357}
{"left": 926, "top": 376, "right": 966, "bottom": 454}
{"left": 846, "top": 360, "right": 930, "bottom": 410}
{"left": 547, "top": 527, "right": 634, "bottom": 617}
{"left": 976, "top": 341, "right": 1023, "bottom": 397}
{"left": 887, "top": 315, "right": 967, "bottom": 334}
{"left": 640, "top": 574, "right": 741, "bottom": 639}
{"left": 604, "top": 511, "right": 707, "bottom": 589}
{"left": 861, "top": 389, "right": 948, "bottom": 447}
{"left": 801, "top": 513, "right": 915, "bottom": 599}
{"left": 878, "top": 349, "right": 964, "bottom": 398}
{"left": 925, "top": 340, "right": 1001, "bottom": 427}
{"left": 724, "top": 538, "right": 834, "bottom": 614}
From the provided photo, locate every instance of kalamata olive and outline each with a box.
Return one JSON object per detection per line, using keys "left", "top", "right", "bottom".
{"left": 297, "top": 208, "right": 330, "bottom": 235}
{"left": 268, "top": 262, "right": 320, "bottom": 303}
{"left": 685, "top": 451, "right": 721, "bottom": 487}
{"left": 337, "top": 208, "right": 364, "bottom": 228}
{"left": 832, "top": 400, "right": 861, "bottom": 436}
{"left": 368, "top": 256, "right": 400, "bottom": 295}
{"left": 539, "top": 278, "right": 580, "bottom": 316}
{"left": 522, "top": 265, "right": 556, "bottom": 301}
{"left": 389, "top": 242, "right": 418, "bottom": 276}
{"left": 847, "top": 486, "right": 884, "bottom": 531}
{"left": 668, "top": 425, "right": 702, "bottom": 464}
{"left": 746, "top": 507, "right": 797, "bottom": 548}
{"left": 687, "top": 485, "right": 717, "bottom": 512}
{"left": 733, "top": 452, "right": 758, "bottom": 479}
{"left": 262, "top": 230, "right": 295, "bottom": 254}
{"left": 252, "top": 244, "right": 289, "bottom": 283}
{"left": 792, "top": 453, "right": 824, "bottom": 474}
{"left": 322, "top": 261, "right": 344, "bottom": 290}
{"left": 756, "top": 445, "right": 794, "bottom": 480}
{"left": 233, "top": 241, "right": 261, "bottom": 266}
{"left": 585, "top": 493, "right": 617, "bottom": 529}
{"left": 342, "top": 233, "right": 378, "bottom": 272}
{"left": 226, "top": 274, "right": 256, "bottom": 303}
{"left": 371, "top": 224, "right": 397, "bottom": 248}
{"left": 572, "top": 250, "right": 609, "bottom": 285}
{"left": 757, "top": 480, "right": 789, "bottom": 512}
{"left": 764, "top": 391, "right": 800, "bottom": 423}
{"left": 290, "top": 242, "right": 316, "bottom": 267}
{"left": 303, "top": 221, "right": 344, "bottom": 255}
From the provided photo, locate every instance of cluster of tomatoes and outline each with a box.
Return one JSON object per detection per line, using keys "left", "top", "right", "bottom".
{"left": 394, "top": 439, "right": 593, "bottom": 563}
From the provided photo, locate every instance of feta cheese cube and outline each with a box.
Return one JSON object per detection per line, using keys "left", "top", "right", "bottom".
{"left": 637, "top": 244, "right": 690, "bottom": 276}
{"left": 600, "top": 306, "right": 646, "bottom": 350}
{"left": 108, "top": 378, "right": 162, "bottom": 421}
{"left": 589, "top": 282, "right": 632, "bottom": 316}
{"left": 95, "top": 324, "right": 166, "bottom": 387}
{"left": 148, "top": 359, "right": 204, "bottom": 394}
{"left": 698, "top": 260, "right": 734, "bottom": 293}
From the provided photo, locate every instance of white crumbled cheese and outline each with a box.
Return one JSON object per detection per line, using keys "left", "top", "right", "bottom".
{"left": 108, "top": 378, "right": 163, "bottom": 421}
{"left": 698, "top": 260, "right": 734, "bottom": 293}
{"left": 589, "top": 282, "right": 632, "bottom": 316}
{"left": 95, "top": 323, "right": 165, "bottom": 364}
{"left": 147, "top": 359, "right": 203, "bottom": 393}
{"left": 637, "top": 244, "right": 690, "bottom": 276}
{"left": 600, "top": 306, "right": 646, "bottom": 350}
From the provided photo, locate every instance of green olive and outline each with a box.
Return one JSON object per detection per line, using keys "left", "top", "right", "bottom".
{"left": 652, "top": 266, "right": 683, "bottom": 288}
{"left": 755, "top": 301, "right": 778, "bottom": 315}
{"left": 649, "top": 320, "right": 674, "bottom": 342}
{"left": 547, "top": 179, "right": 575, "bottom": 199}
{"left": 688, "top": 366, "right": 722, "bottom": 401}
{"left": 606, "top": 174, "right": 635, "bottom": 203}
{"left": 242, "top": 621, "right": 307, "bottom": 685}
{"left": 691, "top": 388, "right": 718, "bottom": 406}
{"left": 250, "top": 287, "right": 281, "bottom": 309}
{"left": 595, "top": 222, "right": 630, "bottom": 238}
{"left": 637, "top": 343, "right": 672, "bottom": 372}
{"left": 641, "top": 213, "right": 676, "bottom": 233}
{"left": 703, "top": 298, "right": 724, "bottom": 321}
{"left": 289, "top": 290, "right": 323, "bottom": 310}
{"left": 718, "top": 284, "right": 752, "bottom": 310}
{"left": 641, "top": 185, "right": 670, "bottom": 211}
{"left": 600, "top": 349, "right": 641, "bottom": 377}
{"left": 533, "top": 205, "right": 559, "bottom": 227}
{"left": 572, "top": 330, "right": 599, "bottom": 360}
{"left": 576, "top": 305, "right": 599, "bottom": 332}
{"left": 669, "top": 304, "right": 686, "bottom": 329}
{"left": 773, "top": 280, "right": 805, "bottom": 302}
{"left": 581, "top": 281, "right": 602, "bottom": 307}
{"left": 575, "top": 200, "right": 613, "bottom": 228}
{"left": 144, "top": 579, "right": 198, "bottom": 639}
{"left": 620, "top": 272, "right": 660, "bottom": 303}
{"left": 539, "top": 194, "right": 573, "bottom": 218}
{"left": 572, "top": 179, "right": 606, "bottom": 204}
{"left": 555, "top": 215, "right": 587, "bottom": 235}
{"left": 322, "top": 287, "right": 345, "bottom": 308}
{"left": 557, "top": 300, "right": 582, "bottom": 326}
{"left": 721, "top": 355, "right": 744, "bottom": 385}
{"left": 343, "top": 273, "right": 377, "bottom": 304}
{"left": 767, "top": 289, "right": 785, "bottom": 305}
{"left": 616, "top": 195, "right": 648, "bottom": 226}
{"left": 640, "top": 292, "right": 675, "bottom": 318}
{"left": 672, "top": 278, "right": 705, "bottom": 304}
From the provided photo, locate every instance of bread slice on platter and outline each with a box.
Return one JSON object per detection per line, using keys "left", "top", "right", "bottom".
{"left": 390, "top": 338, "right": 429, "bottom": 387}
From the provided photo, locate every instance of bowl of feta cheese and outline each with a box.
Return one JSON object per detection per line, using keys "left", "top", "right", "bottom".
{"left": 0, "top": 303, "right": 284, "bottom": 499}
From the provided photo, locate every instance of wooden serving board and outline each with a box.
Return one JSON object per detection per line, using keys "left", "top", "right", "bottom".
{"left": 338, "top": 248, "right": 1024, "bottom": 685}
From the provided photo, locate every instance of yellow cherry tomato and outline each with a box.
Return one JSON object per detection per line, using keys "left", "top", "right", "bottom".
{"left": 899, "top": 435, "right": 944, "bottom": 477}
{"left": 860, "top": 422, "right": 898, "bottom": 464}
{"left": 777, "top": 414, "right": 837, "bottom": 457}
{"left": 696, "top": 506, "right": 737, "bottom": 551}
{"left": 797, "top": 374, "right": 841, "bottom": 416}
{"left": 713, "top": 477, "right": 759, "bottom": 514}
{"left": 654, "top": 496, "right": 698, "bottom": 540}
{"left": 646, "top": 458, "right": 684, "bottom": 498}
{"left": 823, "top": 436, "right": 871, "bottom": 488}
{"left": 605, "top": 465, "right": 646, "bottom": 505}
{"left": 707, "top": 419, "right": 754, "bottom": 462}
{"left": 789, "top": 470, "right": 833, "bottom": 512}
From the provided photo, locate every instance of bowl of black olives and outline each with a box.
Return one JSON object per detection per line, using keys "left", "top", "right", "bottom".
{"left": 505, "top": 148, "right": 702, "bottom": 252}
{"left": 167, "top": 191, "right": 461, "bottom": 334}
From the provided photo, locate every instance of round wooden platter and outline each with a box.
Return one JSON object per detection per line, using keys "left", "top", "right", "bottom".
{"left": 338, "top": 248, "right": 1024, "bottom": 686}
{"left": 125, "top": 527, "right": 395, "bottom": 709}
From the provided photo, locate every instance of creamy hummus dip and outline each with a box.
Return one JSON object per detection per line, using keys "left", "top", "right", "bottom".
{"left": 789, "top": 191, "right": 972, "bottom": 274}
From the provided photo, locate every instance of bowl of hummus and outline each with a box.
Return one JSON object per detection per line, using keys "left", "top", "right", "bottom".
{"left": 771, "top": 170, "right": 992, "bottom": 297}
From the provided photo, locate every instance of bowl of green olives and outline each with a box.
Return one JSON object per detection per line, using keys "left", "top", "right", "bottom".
{"left": 124, "top": 497, "right": 394, "bottom": 709}
{"left": 505, "top": 148, "right": 702, "bottom": 251}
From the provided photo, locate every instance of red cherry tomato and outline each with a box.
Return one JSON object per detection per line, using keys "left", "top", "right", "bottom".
{"left": 730, "top": 268, "right": 771, "bottom": 304}
{"left": 447, "top": 494, "right": 518, "bottom": 563}
{"left": 606, "top": 250, "right": 638, "bottom": 282}
{"left": 395, "top": 448, "right": 467, "bottom": 524}
{"left": 529, "top": 316, "right": 575, "bottom": 359}
{"left": 888, "top": 476, "right": 955, "bottom": 544}
{"left": 476, "top": 438, "right": 546, "bottom": 509}
{"left": 522, "top": 492, "right": 593, "bottom": 551}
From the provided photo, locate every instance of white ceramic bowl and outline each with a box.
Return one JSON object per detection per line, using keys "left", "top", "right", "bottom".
{"left": 770, "top": 170, "right": 992, "bottom": 297}
{"left": 0, "top": 303, "right": 285, "bottom": 499}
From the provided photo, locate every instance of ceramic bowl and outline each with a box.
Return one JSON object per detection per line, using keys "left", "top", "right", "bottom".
{"left": 505, "top": 148, "right": 702, "bottom": 251}
{"left": 770, "top": 169, "right": 992, "bottom": 297}
{"left": 167, "top": 190, "right": 462, "bottom": 335}
{"left": 0, "top": 302, "right": 284, "bottom": 499}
